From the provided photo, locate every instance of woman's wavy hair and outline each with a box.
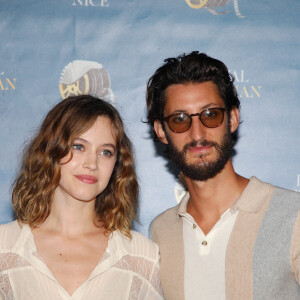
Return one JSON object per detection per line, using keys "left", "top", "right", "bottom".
{"left": 12, "top": 95, "right": 138, "bottom": 238}
{"left": 146, "top": 51, "right": 240, "bottom": 143}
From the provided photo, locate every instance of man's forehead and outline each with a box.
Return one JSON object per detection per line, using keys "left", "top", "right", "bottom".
{"left": 164, "top": 81, "right": 224, "bottom": 112}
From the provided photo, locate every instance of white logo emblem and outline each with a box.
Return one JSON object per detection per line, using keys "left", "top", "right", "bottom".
{"left": 59, "top": 60, "right": 114, "bottom": 103}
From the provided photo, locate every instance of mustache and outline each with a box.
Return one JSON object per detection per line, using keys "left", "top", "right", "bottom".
{"left": 182, "top": 139, "right": 219, "bottom": 153}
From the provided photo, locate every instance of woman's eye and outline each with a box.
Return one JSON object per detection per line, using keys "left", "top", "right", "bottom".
{"left": 101, "top": 149, "right": 113, "bottom": 156}
{"left": 73, "top": 144, "right": 84, "bottom": 151}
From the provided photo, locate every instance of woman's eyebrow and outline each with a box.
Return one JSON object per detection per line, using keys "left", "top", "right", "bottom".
{"left": 74, "top": 137, "right": 88, "bottom": 142}
{"left": 101, "top": 143, "right": 116, "bottom": 150}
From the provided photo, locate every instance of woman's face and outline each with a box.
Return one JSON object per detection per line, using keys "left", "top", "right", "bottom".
{"left": 55, "top": 116, "right": 117, "bottom": 204}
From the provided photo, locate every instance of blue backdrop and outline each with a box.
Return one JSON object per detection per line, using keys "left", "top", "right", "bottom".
{"left": 1, "top": 0, "right": 300, "bottom": 235}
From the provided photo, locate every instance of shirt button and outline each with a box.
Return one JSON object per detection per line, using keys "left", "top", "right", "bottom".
{"left": 193, "top": 224, "right": 196, "bottom": 229}
{"left": 202, "top": 241, "right": 208, "bottom": 246}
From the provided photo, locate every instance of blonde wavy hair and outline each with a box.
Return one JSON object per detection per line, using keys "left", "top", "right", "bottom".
{"left": 12, "top": 95, "right": 138, "bottom": 238}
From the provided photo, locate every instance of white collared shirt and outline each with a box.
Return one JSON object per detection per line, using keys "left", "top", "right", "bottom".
{"left": 0, "top": 221, "right": 163, "bottom": 299}
{"left": 179, "top": 194, "right": 239, "bottom": 300}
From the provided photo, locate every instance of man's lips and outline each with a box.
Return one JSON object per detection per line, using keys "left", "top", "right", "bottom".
{"left": 188, "top": 145, "right": 212, "bottom": 153}
{"left": 75, "top": 175, "right": 98, "bottom": 184}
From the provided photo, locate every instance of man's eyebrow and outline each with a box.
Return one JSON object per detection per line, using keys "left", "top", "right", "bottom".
{"left": 171, "top": 103, "right": 222, "bottom": 114}
{"left": 201, "top": 103, "right": 222, "bottom": 109}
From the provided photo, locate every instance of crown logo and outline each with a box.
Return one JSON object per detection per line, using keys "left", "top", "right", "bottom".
{"left": 59, "top": 60, "right": 114, "bottom": 103}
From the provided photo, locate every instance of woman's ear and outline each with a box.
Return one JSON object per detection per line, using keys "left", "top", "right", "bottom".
{"left": 154, "top": 120, "right": 168, "bottom": 144}
{"left": 229, "top": 107, "right": 240, "bottom": 133}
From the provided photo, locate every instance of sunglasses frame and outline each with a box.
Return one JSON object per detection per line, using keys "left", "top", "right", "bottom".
{"left": 163, "top": 107, "right": 227, "bottom": 133}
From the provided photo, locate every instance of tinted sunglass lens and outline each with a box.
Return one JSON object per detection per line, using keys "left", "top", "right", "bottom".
{"left": 200, "top": 109, "right": 224, "bottom": 128}
{"left": 169, "top": 114, "right": 191, "bottom": 133}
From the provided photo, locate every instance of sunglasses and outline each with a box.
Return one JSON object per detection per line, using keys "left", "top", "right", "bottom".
{"left": 163, "top": 107, "right": 226, "bottom": 133}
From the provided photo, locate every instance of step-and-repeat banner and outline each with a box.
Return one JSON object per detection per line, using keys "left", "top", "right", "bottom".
{"left": 1, "top": 0, "right": 300, "bottom": 235}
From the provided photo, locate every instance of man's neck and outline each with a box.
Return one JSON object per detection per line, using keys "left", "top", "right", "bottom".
{"left": 184, "top": 160, "right": 249, "bottom": 234}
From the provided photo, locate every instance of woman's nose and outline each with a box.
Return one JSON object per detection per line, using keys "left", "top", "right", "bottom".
{"left": 82, "top": 152, "right": 98, "bottom": 170}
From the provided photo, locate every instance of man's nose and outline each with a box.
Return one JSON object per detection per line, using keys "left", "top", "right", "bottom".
{"left": 189, "top": 116, "right": 206, "bottom": 141}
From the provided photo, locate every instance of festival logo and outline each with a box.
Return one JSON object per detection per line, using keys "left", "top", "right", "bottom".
{"left": 0, "top": 72, "right": 17, "bottom": 91}
{"left": 72, "top": 0, "right": 109, "bottom": 7}
{"left": 59, "top": 60, "right": 114, "bottom": 103}
{"left": 230, "top": 70, "right": 262, "bottom": 100}
{"left": 185, "top": 0, "right": 244, "bottom": 18}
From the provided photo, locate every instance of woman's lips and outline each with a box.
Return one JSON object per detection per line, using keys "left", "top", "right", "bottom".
{"left": 75, "top": 175, "right": 98, "bottom": 184}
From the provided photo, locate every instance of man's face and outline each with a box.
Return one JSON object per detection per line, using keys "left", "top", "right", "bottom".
{"left": 154, "top": 81, "right": 239, "bottom": 181}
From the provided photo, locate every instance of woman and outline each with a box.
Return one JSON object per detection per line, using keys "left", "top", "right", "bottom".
{"left": 0, "top": 95, "right": 163, "bottom": 299}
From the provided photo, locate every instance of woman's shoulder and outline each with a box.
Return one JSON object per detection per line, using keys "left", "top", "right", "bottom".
{"left": 114, "top": 230, "right": 159, "bottom": 260}
{"left": 111, "top": 231, "right": 163, "bottom": 297}
{"left": 130, "top": 230, "right": 158, "bottom": 249}
{"left": 0, "top": 220, "right": 23, "bottom": 250}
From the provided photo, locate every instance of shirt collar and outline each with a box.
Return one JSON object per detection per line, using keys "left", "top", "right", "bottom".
{"left": 177, "top": 192, "right": 190, "bottom": 216}
{"left": 231, "top": 176, "right": 274, "bottom": 213}
{"left": 176, "top": 176, "right": 274, "bottom": 217}
{"left": 12, "top": 223, "right": 131, "bottom": 281}
{"left": 89, "top": 230, "right": 130, "bottom": 279}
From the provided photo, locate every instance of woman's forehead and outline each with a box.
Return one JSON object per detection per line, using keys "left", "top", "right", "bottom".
{"left": 77, "top": 116, "right": 117, "bottom": 144}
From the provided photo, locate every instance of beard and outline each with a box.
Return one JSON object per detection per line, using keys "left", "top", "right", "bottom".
{"left": 166, "top": 132, "right": 233, "bottom": 181}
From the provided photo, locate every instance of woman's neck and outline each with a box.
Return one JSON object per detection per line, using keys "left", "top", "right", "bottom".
{"left": 41, "top": 195, "right": 99, "bottom": 237}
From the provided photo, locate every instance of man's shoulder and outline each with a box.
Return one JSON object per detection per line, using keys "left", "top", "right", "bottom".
{"left": 241, "top": 177, "right": 300, "bottom": 212}
{"left": 274, "top": 185, "right": 300, "bottom": 197}
{"left": 149, "top": 204, "right": 182, "bottom": 243}
{"left": 272, "top": 185, "right": 300, "bottom": 208}
{"left": 253, "top": 177, "right": 299, "bottom": 199}
{"left": 151, "top": 204, "right": 180, "bottom": 228}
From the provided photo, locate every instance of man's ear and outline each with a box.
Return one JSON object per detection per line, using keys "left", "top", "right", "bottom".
{"left": 229, "top": 107, "right": 240, "bottom": 133}
{"left": 154, "top": 120, "right": 168, "bottom": 144}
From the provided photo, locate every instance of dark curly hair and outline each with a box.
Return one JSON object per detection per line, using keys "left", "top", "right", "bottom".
{"left": 146, "top": 51, "right": 240, "bottom": 141}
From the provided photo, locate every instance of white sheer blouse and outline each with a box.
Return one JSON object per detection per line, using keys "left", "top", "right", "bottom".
{"left": 0, "top": 221, "right": 163, "bottom": 300}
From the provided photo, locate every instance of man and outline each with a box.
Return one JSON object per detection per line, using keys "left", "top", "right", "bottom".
{"left": 146, "top": 51, "right": 300, "bottom": 299}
